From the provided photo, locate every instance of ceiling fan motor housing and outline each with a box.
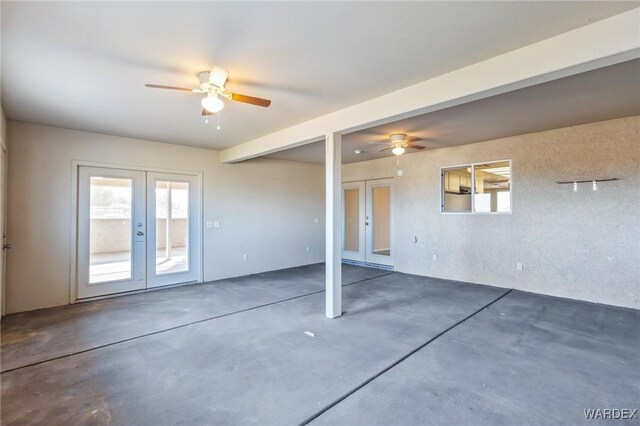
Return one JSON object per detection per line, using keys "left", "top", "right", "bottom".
{"left": 198, "top": 71, "right": 211, "bottom": 92}
{"left": 390, "top": 133, "right": 407, "bottom": 147}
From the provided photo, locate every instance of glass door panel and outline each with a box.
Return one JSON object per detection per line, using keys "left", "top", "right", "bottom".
{"left": 371, "top": 186, "right": 391, "bottom": 257}
{"left": 147, "top": 173, "right": 200, "bottom": 288}
{"left": 344, "top": 189, "right": 360, "bottom": 252}
{"left": 89, "top": 176, "right": 133, "bottom": 283}
{"left": 341, "top": 182, "right": 365, "bottom": 262}
{"left": 155, "top": 181, "right": 190, "bottom": 275}
{"left": 365, "top": 179, "right": 393, "bottom": 266}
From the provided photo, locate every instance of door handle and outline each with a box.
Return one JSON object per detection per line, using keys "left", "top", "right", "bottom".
{"left": 136, "top": 231, "right": 144, "bottom": 236}
{"left": 2, "top": 243, "right": 11, "bottom": 250}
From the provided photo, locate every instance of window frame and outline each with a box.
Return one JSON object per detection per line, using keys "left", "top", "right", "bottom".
{"left": 440, "top": 159, "right": 512, "bottom": 215}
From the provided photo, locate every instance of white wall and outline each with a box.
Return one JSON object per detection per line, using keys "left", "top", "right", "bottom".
{"left": 343, "top": 116, "right": 640, "bottom": 309}
{"left": 6, "top": 122, "right": 325, "bottom": 313}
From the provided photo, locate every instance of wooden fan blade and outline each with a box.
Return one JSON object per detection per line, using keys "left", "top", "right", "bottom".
{"left": 407, "top": 137, "right": 423, "bottom": 143}
{"left": 406, "top": 143, "right": 425, "bottom": 150}
{"left": 201, "top": 108, "right": 214, "bottom": 116}
{"left": 379, "top": 146, "right": 392, "bottom": 152}
{"left": 228, "top": 93, "right": 271, "bottom": 107}
{"left": 145, "top": 84, "right": 195, "bottom": 92}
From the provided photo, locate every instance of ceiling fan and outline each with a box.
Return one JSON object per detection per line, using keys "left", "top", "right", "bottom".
{"left": 145, "top": 67, "right": 271, "bottom": 116}
{"left": 373, "top": 133, "right": 425, "bottom": 156}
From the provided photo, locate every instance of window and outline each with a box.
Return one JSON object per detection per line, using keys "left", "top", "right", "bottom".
{"left": 442, "top": 160, "right": 511, "bottom": 213}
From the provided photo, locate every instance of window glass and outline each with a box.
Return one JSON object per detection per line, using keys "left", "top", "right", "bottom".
{"left": 442, "top": 161, "right": 511, "bottom": 213}
{"left": 474, "top": 161, "right": 511, "bottom": 213}
{"left": 442, "top": 167, "right": 472, "bottom": 212}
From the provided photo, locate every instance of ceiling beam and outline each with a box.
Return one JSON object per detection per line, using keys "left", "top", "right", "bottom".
{"left": 220, "top": 8, "right": 640, "bottom": 163}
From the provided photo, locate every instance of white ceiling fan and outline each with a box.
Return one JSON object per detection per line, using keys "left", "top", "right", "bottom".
{"left": 372, "top": 133, "right": 425, "bottom": 156}
{"left": 145, "top": 67, "right": 271, "bottom": 116}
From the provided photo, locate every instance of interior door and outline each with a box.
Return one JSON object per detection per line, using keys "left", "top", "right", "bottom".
{"left": 1, "top": 146, "right": 7, "bottom": 314}
{"left": 78, "top": 167, "right": 146, "bottom": 298}
{"left": 342, "top": 182, "right": 365, "bottom": 262}
{"left": 146, "top": 172, "right": 200, "bottom": 288}
{"left": 365, "top": 179, "right": 393, "bottom": 266}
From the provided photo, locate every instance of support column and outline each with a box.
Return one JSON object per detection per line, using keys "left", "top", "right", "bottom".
{"left": 325, "top": 132, "right": 342, "bottom": 318}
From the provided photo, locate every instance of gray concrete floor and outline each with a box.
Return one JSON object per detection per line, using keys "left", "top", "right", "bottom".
{"left": 1, "top": 264, "right": 638, "bottom": 425}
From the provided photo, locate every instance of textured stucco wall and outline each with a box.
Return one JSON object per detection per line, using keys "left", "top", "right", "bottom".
{"left": 343, "top": 116, "right": 640, "bottom": 309}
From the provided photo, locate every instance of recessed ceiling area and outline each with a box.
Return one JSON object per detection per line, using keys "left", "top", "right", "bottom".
{"left": 1, "top": 2, "right": 636, "bottom": 149}
{"left": 265, "top": 59, "right": 640, "bottom": 164}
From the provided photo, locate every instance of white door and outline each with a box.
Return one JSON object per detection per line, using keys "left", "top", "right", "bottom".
{"left": 365, "top": 179, "right": 393, "bottom": 266}
{"left": 342, "top": 179, "right": 393, "bottom": 267}
{"left": 342, "top": 182, "right": 365, "bottom": 262}
{"left": 78, "top": 167, "right": 146, "bottom": 298}
{"left": 1, "top": 146, "right": 8, "bottom": 315}
{"left": 78, "top": 168, "right": 201, "bottom": 298}
{"left": 146, "top": 172, "right": 200, "bottom": 288}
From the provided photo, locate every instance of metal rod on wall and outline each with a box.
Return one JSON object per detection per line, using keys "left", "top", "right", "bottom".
{"left": 555, "top": 178, "right": 618, "bottom": 184}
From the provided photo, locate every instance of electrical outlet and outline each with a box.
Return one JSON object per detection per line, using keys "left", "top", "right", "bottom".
{"left": 206, "top": 221, "right": 213, "bottom": 228}
{"left": 306, "top": 246, "right": 310, "bottom": 252}
{"left": 213, "top": 221, "right": 220, "bottom": 228}
{"left": 432, "top": 254, "right": 437, "bottom": 261}
{"left": 243, "top": 254, "right": 248, "bottom": 261}
{"left": 314, "top": 218, "right": 319, "bottom": 223}
{"left": 517, "top": 262, "right": 523, "bottom": 271}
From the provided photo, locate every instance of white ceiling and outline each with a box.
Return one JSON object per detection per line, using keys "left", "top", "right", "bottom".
{"left": 265, "top": 59, "right": 640, "bottom": 164}
{"left": 1, "top": 2, "right": 636, "bottom": 150}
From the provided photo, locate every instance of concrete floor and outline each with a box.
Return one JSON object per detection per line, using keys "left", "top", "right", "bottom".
{"left": 1, "top": 264, "right": 638, "bottom": 425}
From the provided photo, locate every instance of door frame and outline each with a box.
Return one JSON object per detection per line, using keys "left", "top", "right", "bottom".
{"left": 0, "top": 145, "right": 7, "bottom": 315}
{"left": 70, "top": 160, "right": 204, "bottom": 304}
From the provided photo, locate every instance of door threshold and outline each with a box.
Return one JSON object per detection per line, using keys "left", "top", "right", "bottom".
{"left": 342, "top": 259, "right": 394, "bottom": 271}
{"left": 76, "top": 280, "right": 200, "bottom": 303}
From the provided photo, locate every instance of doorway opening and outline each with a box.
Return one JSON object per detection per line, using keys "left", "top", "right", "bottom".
{"left": 342, "top": 178, "right": 393, "bottom": 269}
{"left": 77, "top": 166, "right": 201, "bottom": 299}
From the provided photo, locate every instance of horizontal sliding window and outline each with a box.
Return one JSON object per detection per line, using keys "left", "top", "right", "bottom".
{"left": 442, "top": 160, "right": 511, "bottom": 214}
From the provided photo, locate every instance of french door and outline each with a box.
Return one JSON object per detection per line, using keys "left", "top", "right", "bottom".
{"left": 77, "top": 166, "right": 200, "bottom": 299}
{"left": 342, "top": 179, "right": 393, "bottom": 267}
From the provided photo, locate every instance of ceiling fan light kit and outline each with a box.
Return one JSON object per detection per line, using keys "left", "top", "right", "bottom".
{"left": 201, "top": 94, "right": 224, "bottom": 113}
{"left": 392, "top": 146, "right": 406, "bottom": 156}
